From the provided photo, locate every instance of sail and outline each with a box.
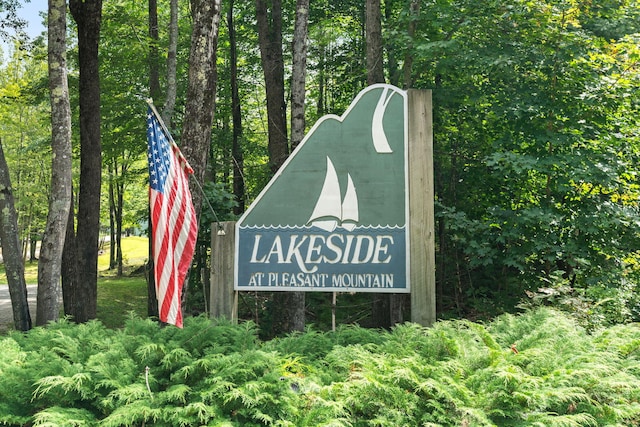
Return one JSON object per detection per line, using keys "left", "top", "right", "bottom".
{"left": 308, "top": 157, "right": 361, "bottom": 232}
{"left": 341, "top": 174, "right": 358, "bottom": 231}
{"left": 308, "top": 157, "right": 342, "bottom": 232}
{"left": 372, "top": 86, "right": 394, "bottom": 154}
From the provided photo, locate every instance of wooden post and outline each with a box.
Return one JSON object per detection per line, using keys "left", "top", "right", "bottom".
{"left": 408, "top": 89, "right": 436, "bottom": 326}
{"left": 210, "top": 221, "right": 237, "bottom": 322}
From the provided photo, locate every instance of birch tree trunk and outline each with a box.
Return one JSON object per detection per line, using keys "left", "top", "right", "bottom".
{"left": 35, "top": 0, "right": 73, "bottom": 327}
{"left": 0, "top": 138, "right": 31, "bottom": 331}
{"left": 280, "top": 0, "right": 311, "bottom": 333}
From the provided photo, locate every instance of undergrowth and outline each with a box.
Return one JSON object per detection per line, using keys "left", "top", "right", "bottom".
{"left": 1, "top": 308, "right": 640, "bottom": 426}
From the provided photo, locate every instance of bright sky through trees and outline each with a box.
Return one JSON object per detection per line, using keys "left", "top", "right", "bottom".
{"left": 17, "top": 1, "right": 45, "bottom": 38}
{"left": 0, "top": 1, "right": 45, "bottom": 57}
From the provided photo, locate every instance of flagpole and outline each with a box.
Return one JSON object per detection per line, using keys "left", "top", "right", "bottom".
{"left": 146, "top": 99, "right": 175, "bottom": 147}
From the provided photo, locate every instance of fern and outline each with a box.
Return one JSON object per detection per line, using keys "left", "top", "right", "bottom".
{"left": 134, "top": 341, "right": 165, "bottom": 365}
{"left": 0, "top": 409, "right": 31, "bottom": 427}
{"left": 31, "top": 407, "right": 96, "bottom": 426}
{"left": 159, "top": 347, "right": 193, "bottom": 370}
{"left": 523, "top": 411, "right": 599, "bottom": 427}
{"left": 101, "top": 383, "right": 152, "bottom": 408}
{"left": 159, "top": 384, "right": 191, "bottom": 405}
{"left": 33, "top": 372, "right": 94, "bottom": 401}
{"left": 98, "top": 401, "right": 162, "bottom": 427}
{"left": 4, "top": 307, "right": 640, "bottom": 426}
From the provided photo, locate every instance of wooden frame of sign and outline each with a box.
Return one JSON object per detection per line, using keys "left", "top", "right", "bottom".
{"left": 210, "top": 89, "right": 435, "bottom": 327}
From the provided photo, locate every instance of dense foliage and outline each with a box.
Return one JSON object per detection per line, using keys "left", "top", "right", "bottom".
{"left": 414, "top": 1, "right": 640, "bottom": 319}
{"left": 1, "top": 308, "right": 640, "bottom": 426}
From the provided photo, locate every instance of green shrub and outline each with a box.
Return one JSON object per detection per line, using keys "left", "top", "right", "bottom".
{"left": 1, "top": 309, "right": 640, "bottom": 426}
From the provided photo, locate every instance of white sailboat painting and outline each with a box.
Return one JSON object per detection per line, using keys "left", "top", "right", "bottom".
{"left": 308, "top": 157, "right": 359, "bottom": 232}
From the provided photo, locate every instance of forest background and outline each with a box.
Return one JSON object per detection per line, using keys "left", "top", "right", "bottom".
{"left": 0, "top": 0, "right": 639, "bottom": 335}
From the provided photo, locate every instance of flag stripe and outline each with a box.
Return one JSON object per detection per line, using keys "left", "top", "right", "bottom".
{"left": 147, "top": 105, "right": 198, "bottom": 328}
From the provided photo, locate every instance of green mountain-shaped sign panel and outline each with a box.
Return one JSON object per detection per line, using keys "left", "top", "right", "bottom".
{"left": 235, "top": 84, "right": 409, "bottom": 292}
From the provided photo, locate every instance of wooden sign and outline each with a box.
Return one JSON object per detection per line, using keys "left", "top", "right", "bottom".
{"left": 235, "top": 84, "right": 411, "bottom": 293}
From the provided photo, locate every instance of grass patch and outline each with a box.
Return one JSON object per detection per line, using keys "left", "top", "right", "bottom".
{"left": 0, "top": 261, "right": 39, "bottom": 284}
{"left": 98, "top": 235, "right": 149, "bottom": 272}
{"left": 0, "top": 236, "right": 149, "bottom": 285}
{"left": 1, "top": 236, "right": 150, "bottom": 330}
{"left": 96, "top": 275, "right": 148, "bottom": 328}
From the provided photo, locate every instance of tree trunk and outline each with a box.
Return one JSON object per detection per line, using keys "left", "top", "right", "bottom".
{"left": 279, "top": 0, "right": 311, "bottom": 333}
{"left": 36, "top": 0, "right": 73, "bottom": 327}
{"left": 68, "top": 0, "right": 102, "bottom": 323}
{"left": 62, "top": 190, "right": 80, "bottom": 317}
{"left": 256, "top": 0, "right": 288, "bottom": 174}
{"left": 115, "top": 173, "right": 124, "bottom": 276}
{"left": 146, "top": 0, "right": 161, "bottom": 318}
{"left": 228, "top": 0, "right": 245, "bottom": 215}
{"left": 146, "top": 206, "right": 159, "bottom": 318}
{"left": 145, "top": 0, "right": 179, "bottom": 317}
{"left": 108, "top": 164, "right": 116, "bottom": 269}
{"left": 148, "top": 0, "right": 161, "bottom": 102}
{"left": 256, "top": 0, "right": 299, "bottom": 335}
{"left": 366, "top": 0, "right": 404, "bottom": 327}
{"left": 28, "top": 224, "right": 36, "bottom": 262}
{"left": 290, "top": 0, "right": 308, "bottom": 151}
{"left": 0, "top": 138, "right": 31, "bottom": 331}
{"left": 181, "top": 0, "right": 222, "bottom": 216}
{"left": 175, "top": 0, "right": 221, "bottom": 318}
{"left": 162, "top": 0, "right": 179, "bottom": 125}
{"left": 402, "top": 0, "right": 419, "bottom": 89}
{"left": 384, "top": 1, "right": 400, "bottom": 86}
{"left": 365, "top": 0, "right": 384, "bottom": 85}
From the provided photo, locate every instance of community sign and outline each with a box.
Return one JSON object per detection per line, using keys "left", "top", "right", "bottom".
{"left": 235, "top": 84, "right": 409, "bottom": 293}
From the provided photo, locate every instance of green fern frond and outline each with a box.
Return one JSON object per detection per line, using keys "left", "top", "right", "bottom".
{"left": 98, "top": 401, "right": 161, "bottom": 427}
{"left": 293, "top": 392, "right": 350, "bottom": 426}
{"left": 33, "top": 372, "right": 93, "bottom": 400}
{"left": 102, "top": 383, "right": 151, "bottom": 408}
{"left": 49, "top": 331, "right": 82, "bottom": 361}
{"left": 594, "top": 323, "right": 640, "bottom": 357}
{"left": 334, "top": 323, "right": 387, "bottom": 347}
{"left": 523, "top": 411, "right": 598, "bottom": 426}
{"left": 159, "top": 383, "right": 191, "bottom": 405}
{"left": 134, "top": 342, "right": 165, "bottom": 364}
{"left": 173, "top": 362, "right": 195, "bottom": 381}
{"left": 90, "top": 353, "right": 138, "bottom": 392}
{"left": 0, "top": 410, "right": 31, "bottom": 426}
{"left": 182, "top": 401, "right": 223, "bottom": 424}
{"left": 0, "top": 337, "right": 27, "bottom": 370}
{"left": 32, "top": 406, "right": 96, "bottom": 426}
{"left": 160, "top": 347, "right": 193, "bottom": 370}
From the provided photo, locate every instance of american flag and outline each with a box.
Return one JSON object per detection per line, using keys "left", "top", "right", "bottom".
{"left": 146, "top": 105, "right": 198, "bottom": 328}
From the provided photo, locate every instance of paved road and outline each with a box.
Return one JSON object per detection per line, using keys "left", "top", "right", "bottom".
{"left": 0, "top": 285, "right": 39, "bottom": 331}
